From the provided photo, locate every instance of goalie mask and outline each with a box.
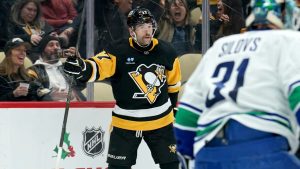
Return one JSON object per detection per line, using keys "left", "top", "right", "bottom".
{"left": 246, "top": 0, "right": 300, "bottom": 30}
{"left": 127, "top": 8, "right": 157, "bottom": 47}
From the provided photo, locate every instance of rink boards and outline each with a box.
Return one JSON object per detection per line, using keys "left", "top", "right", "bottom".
{"left": 0, "top": 102, "right": 159, "bottom": 169}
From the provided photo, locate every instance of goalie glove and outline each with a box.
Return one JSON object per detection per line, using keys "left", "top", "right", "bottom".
{"left": 63, "top": 56, "right": 86, "bottom": 80}
{"left": 174, "top": 126, "right": 195, "bottom": 160}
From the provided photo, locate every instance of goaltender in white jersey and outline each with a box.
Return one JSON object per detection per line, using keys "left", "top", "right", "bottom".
{"left": 183, "top": 30, "right": 300, "bottom": 152}
{"left": 174, "top": 0, "right": 300, "bottom": 169}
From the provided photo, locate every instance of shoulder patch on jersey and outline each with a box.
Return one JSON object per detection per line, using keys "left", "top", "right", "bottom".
{"left": 125, "top": 57, "right": 135, "bottom": 64}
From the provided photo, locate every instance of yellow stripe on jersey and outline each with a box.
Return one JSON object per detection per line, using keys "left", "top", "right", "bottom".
{"left": 167, "top": 57, "right": 181, "bottom": 93}
{"left": 111, "top": 110, "right": 175, "bottom": 131}
{"left": 129, "top": 38, "right": 134, "bottom": 47}
{"left": 91, "top": 51, "right": 117, "bottom": 80}
{"left": 149, "top": 38, "right": 158, "bottom": 51}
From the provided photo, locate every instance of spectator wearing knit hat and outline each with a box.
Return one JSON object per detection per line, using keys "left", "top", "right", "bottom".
{"left": 0, "top": 37, "right": 46, "bottom": 101}
{"left": 27, "top": 35, "right": 86, "bottom": 101}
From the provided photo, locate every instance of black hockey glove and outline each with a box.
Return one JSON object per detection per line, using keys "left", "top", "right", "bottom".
{"left": 63, "top": 56, "right": 86, "bottom": 80}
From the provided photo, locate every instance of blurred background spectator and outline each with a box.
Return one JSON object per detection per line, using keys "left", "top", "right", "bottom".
{"left": 27, "top": 35, "right": 86, "bottom": 101}
{"left": 216, "top": 0, "right": 245, "bottom": 38}
{"left": 8, "top": 0, "right": 56, "bottom": 63}
{"left": 0, "top": 1, "right": 17, "bottom": 51}
{"left": 94, "top": 0, "right": 133, "bottom": 53}
{"left": 40, "top": 0, "right": 79, "bottom": 47}
{"left": 156, "top": 0, "right": 199, "bottom": 56}
{"left": 195, "top": 0, "right": 245, "bottom": 50}
{"left": 0, "top": 37, "right": 45, "bottom": 101}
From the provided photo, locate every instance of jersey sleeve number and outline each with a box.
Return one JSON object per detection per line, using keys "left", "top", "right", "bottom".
{"left": 205, "top": 58, "right": 249, "bottom": 108}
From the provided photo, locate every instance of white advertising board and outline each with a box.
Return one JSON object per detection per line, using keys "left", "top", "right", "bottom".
{"left": 0, "top": 102, "right": 160, "bottom": 169}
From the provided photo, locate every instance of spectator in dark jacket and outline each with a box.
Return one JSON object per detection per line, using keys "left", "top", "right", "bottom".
{"left": 8, "top": 0, "right": 56, "bottom": 63}
{"left": 156, "top": 0, "right": 198, "bottom": 55}
{"left": 0, "top": 37, "right": 46, "bottom": 101}
{"left": 94, "top": 0, "right": 133, "bottom": 53}
{"left": 0, "top": 1, "right": 15, "bottom": 51}
{"left": 195, "top": 0, "right": 245, "bottom": 51}
{"left": 8, "top": 0, "right": 70, "bottom": 63}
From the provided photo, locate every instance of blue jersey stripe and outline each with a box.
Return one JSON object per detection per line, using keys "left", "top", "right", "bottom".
{"left": 197, "top": 111, "right": 291, "bottom": 129}
{"left": 179, "top": 102, "right": 203, "bottom": 114}
{"left": 288, "top": 80, "right": 300, "bottom": 93}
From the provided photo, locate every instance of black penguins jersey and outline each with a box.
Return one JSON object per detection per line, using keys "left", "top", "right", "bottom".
{"left": 83, "top": 38, "right": 181, "bottom": 131}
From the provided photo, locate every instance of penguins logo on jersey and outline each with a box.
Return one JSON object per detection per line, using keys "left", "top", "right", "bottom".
{"left": 129, "top": 64, "right": 166, "bottom": 104}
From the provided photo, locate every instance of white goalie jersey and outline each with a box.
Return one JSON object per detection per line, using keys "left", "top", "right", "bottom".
{"left": 177, "top": 30, "right": 300, "bottom": 155}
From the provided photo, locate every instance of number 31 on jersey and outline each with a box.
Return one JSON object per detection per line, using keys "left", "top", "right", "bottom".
{"left": 206, "top": 58, "right": 249, "bottom": 108}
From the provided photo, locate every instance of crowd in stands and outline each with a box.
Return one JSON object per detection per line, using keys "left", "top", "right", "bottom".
{"left": 0, "top": 0, "right": 299, "bottom": 101}
{"left": 0, "top": 0, "right": 252, "bottom": 55}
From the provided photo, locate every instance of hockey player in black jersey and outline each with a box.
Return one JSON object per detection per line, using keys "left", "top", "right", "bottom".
{"left": 64, "top": 7, "right": 181, "bottom": 169}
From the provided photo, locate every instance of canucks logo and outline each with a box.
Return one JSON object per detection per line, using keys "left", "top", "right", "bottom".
{"left": 82, "top": 127, "right": 105, "bottom": 158}
{"left": 129, "top": 64, "right": 166, "bottom": 104}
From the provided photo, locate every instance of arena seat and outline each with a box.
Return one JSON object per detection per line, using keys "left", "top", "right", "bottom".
{"left": 0, "top": 52, "right": 5, "bottom": 62}
{"left": 179, "top": 53, "right": 202, "bottom": 85}
{"left": 179, "top": 53, "right": 202, "bottom": 98}
{"left": 190, "top": 7, "right": 202, "bottom": 25}
{"left": 82, "top": 82, "right": 115, "bottom": 101}
{"left": 94, "top": 82, "right": 115, "bottom": 101}
{"left": 0, "top": 52, "right": 33, "bottom": 68}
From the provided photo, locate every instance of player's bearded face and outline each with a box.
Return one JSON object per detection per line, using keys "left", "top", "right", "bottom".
{"left": 134, "top": 23, "right": 153, "bottom": 46}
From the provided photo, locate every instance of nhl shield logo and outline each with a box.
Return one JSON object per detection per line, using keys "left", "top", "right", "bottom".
{"left": 82, "top": 127, "right": 105, "bottom": 157}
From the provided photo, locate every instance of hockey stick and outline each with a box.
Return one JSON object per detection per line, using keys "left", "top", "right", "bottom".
{"left": 55, "top": 76, "right": 74, "bottom": 169}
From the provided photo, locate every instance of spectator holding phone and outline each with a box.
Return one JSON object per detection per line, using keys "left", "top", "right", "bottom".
{"left": 0, "top": 37, "right": 46, "bottom": 101}
{"left": 27, "top": 35, "right": 86, "bottom": 101}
